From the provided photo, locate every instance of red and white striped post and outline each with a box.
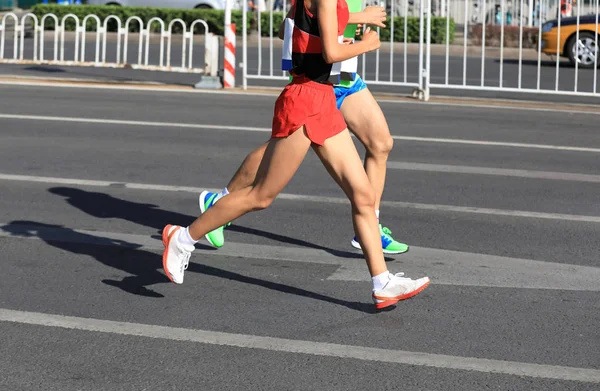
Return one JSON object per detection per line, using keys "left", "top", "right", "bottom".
{"left": 224, "top": 0, "right": 236, "bottom": 88}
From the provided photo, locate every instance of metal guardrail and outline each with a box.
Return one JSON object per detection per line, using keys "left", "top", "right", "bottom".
{"left": 242, "top": 0, "right": 426, "bottom": 94}
{"left": 0, "top": 12, "right": 219, "bottom": 77}
{"left": 241, "top": 0, "right": 599, "bottom": 100}
{"left": 428, "top": 0, "right": 600, "bottom": 98}
{"left": 242, "top": 0, "right": 429, "bottom": 98}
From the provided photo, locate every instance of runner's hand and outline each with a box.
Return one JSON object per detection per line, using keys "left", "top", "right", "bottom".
{"left": 361, "top": 27, "right": 380, "bottom": 52}
{"left": 362, "top": 6, "right": 386, "bottom": 28}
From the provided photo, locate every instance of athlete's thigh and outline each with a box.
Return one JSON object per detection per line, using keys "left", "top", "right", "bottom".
{"left": 340, "top": 88, "right": 391, "bottom": 147}
{"left": 252, "top": 127, "right": 312, "bottom": 200}
{"left": 312, "top": 129, "right": 372, "bottom": 200}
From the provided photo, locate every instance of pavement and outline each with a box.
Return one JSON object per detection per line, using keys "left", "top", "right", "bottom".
{"left": 0, "top": 82, "right": 599, "bottom": 390}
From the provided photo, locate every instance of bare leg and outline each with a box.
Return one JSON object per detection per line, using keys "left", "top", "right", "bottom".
{"left": 340, "top": 89, "right": 393, "bottom": 212}
{"left": 227, "top": 89, "right": 392, "bottom": 203}
{"left": 189, "top": 129, "right": 312, "bottom": 241}
{"left": 226, "top": 142, "right": 269, "bottom": 192}
{"left": 313, "top": 129, "right": 387, "bottom": 277}
{"left": 168, "top": 127, "right": 427, "bottom": 304}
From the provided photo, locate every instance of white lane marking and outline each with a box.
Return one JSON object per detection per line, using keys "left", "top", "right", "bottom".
{"left": 0, "top": 80, "right": 282, "bottom": 98}
{"left": 0, "top": 113, "right": 270, "bottom": 133}
{"left": 386, "top": 162, "right": 600, "bottom": 183}
{"left": 327, "top": 246, "right": 600, "bottom": 291}
{"left": 1, "top": 113, "right": 599, "bottom": 153}
{"left": 378, "top": 98, "right": 600, "bottom": 116}
{"left": 390, "top": 136, "right": 600, "bottom": 153}
{"left": 0, "top": 309, "right": 599, "bottom": 383}
{"left": 2, "top": 222, "right": 600, "bottom": 291}
{"left": 1, "top": 79, "right": 600, "bottom": 117}
{"left": 1, "top": 173, "right": 599, "bottom": 223}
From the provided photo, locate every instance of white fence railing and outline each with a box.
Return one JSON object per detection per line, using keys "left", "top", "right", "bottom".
{"left": 0, "top": 12, "right": 219, "bottom": 76}
{"left": 429, "top": 0, "right": 600, "bottom": 98}
{"left": 2, "top": 3, "right": 598, "bottom": 100}
{"left": 242, "top": 0, "right": 429, "bottom": 96}
{"left": 242, "top": 0, "right": 600, "bottom": 100}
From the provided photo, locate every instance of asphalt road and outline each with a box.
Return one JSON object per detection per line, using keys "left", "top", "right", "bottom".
{"left": 0, "top": 84, "right": 599, "bottom": 390}
{"left": 2, "top": 35, "right": 600, "bottom": 104}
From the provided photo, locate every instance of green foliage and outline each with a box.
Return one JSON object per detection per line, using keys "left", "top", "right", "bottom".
{"left": 377, "top": 16, "right": 455, "bottom": 44}
{"left": 258, "top": 13, "right": 454, "bottom": 43}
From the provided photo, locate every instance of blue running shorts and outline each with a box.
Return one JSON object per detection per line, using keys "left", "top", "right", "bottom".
{"left": 334, "top": 75, "right": 368, "bottom": 110}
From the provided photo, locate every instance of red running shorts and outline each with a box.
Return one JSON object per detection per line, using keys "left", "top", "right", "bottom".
{"left": 271, "top": 76, "right": 347, "bottom": 146}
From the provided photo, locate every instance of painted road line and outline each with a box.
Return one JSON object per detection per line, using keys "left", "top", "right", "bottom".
{"left": 386, "top": 162, "right": 600, "bottom": 183}
{"left": 2, "top": 222, "right": 600, "bottom": 291}
{"left": 326, "top": 245, "right": 600, "bottom": 291}
{"left": 0, "top": 308, "right": 599, "bottom": 383}
{"left": 1, "top": 113, "right": 600, "bottom": 153}
{"left": 1, "top": 79, "right": 600, "bottom": 117}
{"left": 1, "top": 173, "right": 600, "bottom": 223}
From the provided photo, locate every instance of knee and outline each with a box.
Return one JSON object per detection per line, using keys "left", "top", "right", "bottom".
{"left": 351, "top": 185, "right": 377, "bottom": 212}
{"left": 365, "top": 131, "right": 394, "bottom": 159}
{"left": 249, "top": 190, "right": 275, "bottom": 211}
{"left": 367, "top": 133, "right": 394, "bottom": 157}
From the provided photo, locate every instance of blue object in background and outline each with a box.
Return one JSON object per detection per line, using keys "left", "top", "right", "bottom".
{"left": 42, "top": 0, "right": 82, "bottom": 4}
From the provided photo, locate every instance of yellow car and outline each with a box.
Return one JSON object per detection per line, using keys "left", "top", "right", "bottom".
{"left": 542, "top": 15, "right": 599, "bottom": 68}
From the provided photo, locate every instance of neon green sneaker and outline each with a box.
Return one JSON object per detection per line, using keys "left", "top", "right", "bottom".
{"left": 351, "top": 224, "right": 409, "bottom": 254}
{"left": 199, "top": 190, "right": 225, "bottom": 248}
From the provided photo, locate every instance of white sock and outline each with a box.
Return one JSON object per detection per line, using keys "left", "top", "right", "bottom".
{"left": 177, "top": 227, "right": 198, "bottom": 250}
{"left": 375, "top": 209, "right": 380, "bottom": 220}
{"left": 371, "top": 271, "right": 390, "bottom": 291}
{"left": 214, "top": 187, "right": 230, "bottom": 203}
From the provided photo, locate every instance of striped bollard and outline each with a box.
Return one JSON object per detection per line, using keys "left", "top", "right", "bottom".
{"left": 224, "top": 23, "right": 236, "bottom": 88}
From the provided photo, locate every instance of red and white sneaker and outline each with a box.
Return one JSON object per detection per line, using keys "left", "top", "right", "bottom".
{"left": 162, "top": 225, "right": 193, "bottom": 284}
{"left": 372, "top": 273, "right": 430, "bottom": 309}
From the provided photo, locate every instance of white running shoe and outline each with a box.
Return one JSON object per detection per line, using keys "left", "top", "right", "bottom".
{"left": 372, "top": 273, "right": 430, "bottom": 309}
{"left": 162, "top": 225, "right": 192, "bottom": 284}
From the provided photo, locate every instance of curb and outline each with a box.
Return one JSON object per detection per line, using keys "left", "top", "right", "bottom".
{"left": 1, "top": 75, "right": 598, "bottom": 113}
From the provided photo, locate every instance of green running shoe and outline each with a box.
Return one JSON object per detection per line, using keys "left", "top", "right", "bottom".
{"left": 199, "top": 190, "right": 225, "bottom": 248}
{"left": 351, "top": 224, "right": 409, "bottom": 254}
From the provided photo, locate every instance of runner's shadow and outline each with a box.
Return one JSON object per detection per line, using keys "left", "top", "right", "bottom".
{"left": 48, "top": 187, "right": 192, "bottom": 234}
{"left": 48, "top": 187, "right": 382, "bottom": 260}
{"left": 188, "top": 263, "right": 385, "bottom": 314}
{"left": 226, "top": 225, "right": 385, "bottom": 260}
{"left": 1, "top": 221, "right": 387, "bottom": 313}
{"left": 1, "top": 220, "right": 167, "bottom": 298}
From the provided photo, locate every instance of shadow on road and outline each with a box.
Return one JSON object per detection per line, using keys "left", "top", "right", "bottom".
{"left": 48, "top": 186, "right": 378, "bottom": 260}
{"left": 1, "top": 220, "right": 384, "bottom": 313}
{"left": 1, "top": 220, "right": 166, "bottom": 298}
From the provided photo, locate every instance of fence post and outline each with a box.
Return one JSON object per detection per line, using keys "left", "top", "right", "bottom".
{"left": 242, "top": 0, "right": 247, "bottom": 89}
{"left": 194, "top": 32, "right": 223, "bottom": 89}
{"left": 223, "top": 0, "right": 236, "bottom": 88}
{"left": 413, "top": 0, "right": 427, "bottom": 100}
{"left": 424, "top": 0, "right": 431, "bottom": 101}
